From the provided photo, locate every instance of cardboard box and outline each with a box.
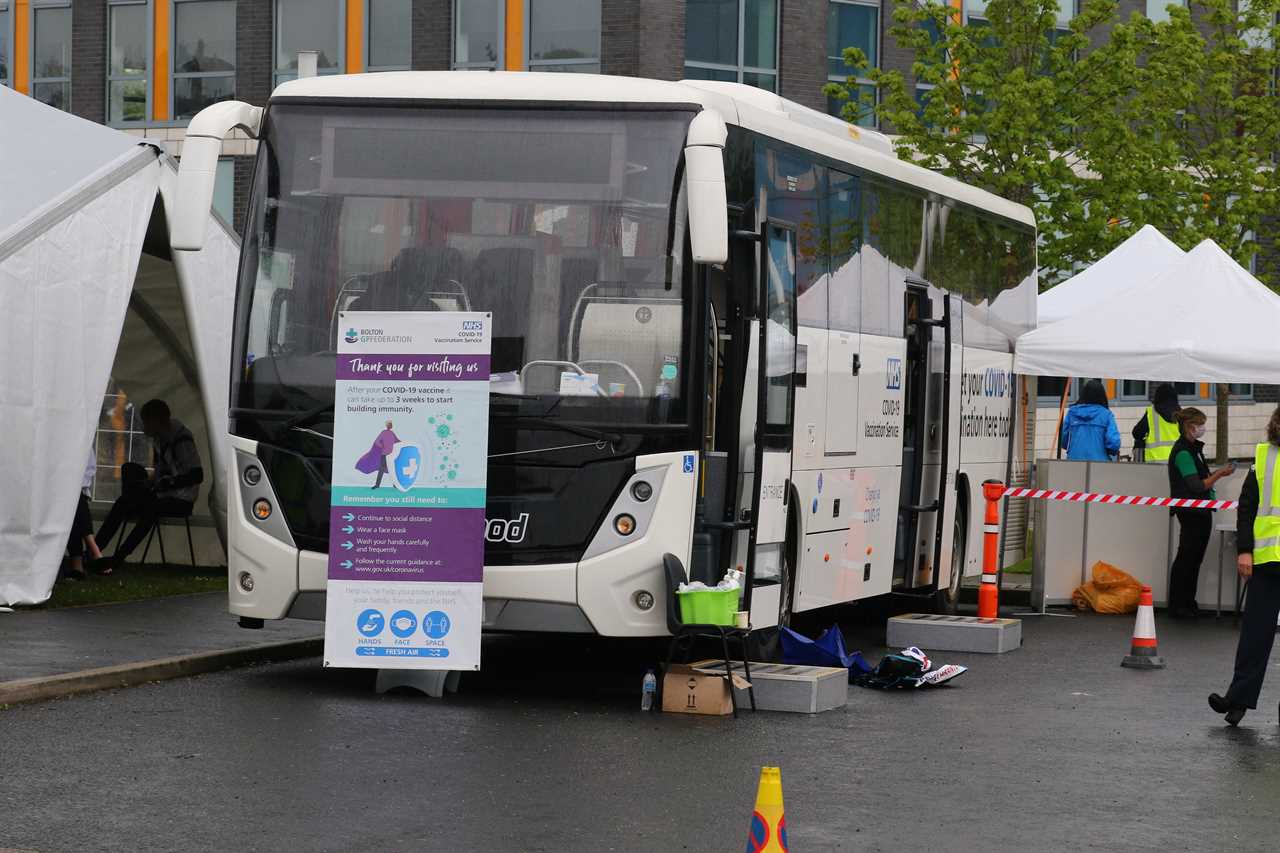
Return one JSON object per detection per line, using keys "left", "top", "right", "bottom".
{"left": 661, "top": 664, "right": 750, "bottom": 716}
{"left": 690, "top": 660, "right": 848, "bottom": 714}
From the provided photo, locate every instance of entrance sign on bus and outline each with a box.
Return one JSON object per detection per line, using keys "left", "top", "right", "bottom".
{"left": 323, "top": 311, "right": 491, "bottom": 670}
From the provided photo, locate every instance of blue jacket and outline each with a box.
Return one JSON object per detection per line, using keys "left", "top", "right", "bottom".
{"left": 1060, "top": 404, "right": 1121, "bottom": 461}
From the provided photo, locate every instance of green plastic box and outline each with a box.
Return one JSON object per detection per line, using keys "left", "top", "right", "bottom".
{"left": 677, "top": 587, "right": 740, "bottom": 626}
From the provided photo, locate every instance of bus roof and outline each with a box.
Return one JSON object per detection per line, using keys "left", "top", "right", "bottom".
{"left": 272, "top": 71, "right": 1035, "bottom": 229}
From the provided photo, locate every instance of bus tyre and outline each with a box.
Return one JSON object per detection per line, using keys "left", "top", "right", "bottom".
{"left": 936, "top": 514, "right": 966, "bottom": 615}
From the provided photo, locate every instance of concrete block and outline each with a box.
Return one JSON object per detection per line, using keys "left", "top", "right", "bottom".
{"left": 690, "top": 660, "right": 848, "bottom": 713}
{"left": 887, "top": 614, "right": 1022, "bottom": 654}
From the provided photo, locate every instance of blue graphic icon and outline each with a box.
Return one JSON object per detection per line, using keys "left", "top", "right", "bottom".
{"left": 340, "top": 541, "right": 354, "bottom": 551}
{"left": 344, "top": 328, "right": 359, "bottom": 344}
{"left": 886, "top": 357, "right": 903, "bottom": 390}
{"left": 389, "top": 610, "right": 418, "bottom": 638}
{"left": 392, "top": 443, "right": 423, "bottom": 492}
{"left": 422, "top": 611, "right": 452, "bottom": 639}
{"left": 357, "top": 609, "right": 385, "bottom": 637}
{"left": 683, "top": 454, "right": 695, "bottom": 474}
{"left": 811, "top": 498, "right": 819, "bottom": 514}
{"left": 342, "top": 524, "right": 354, "bottom": 534}
{"left": 817, "top": 472, "right": 824, "bottom": 493}
{"left": 339, "top": 560, "right": 353, "bottom": 569}
{"left": 342, "top": 512, "right": 355, "bottom": 522}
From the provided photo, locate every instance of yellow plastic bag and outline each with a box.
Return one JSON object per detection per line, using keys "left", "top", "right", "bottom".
{"left": 1072, "top": 561, "right": 1143, "bottom": 614}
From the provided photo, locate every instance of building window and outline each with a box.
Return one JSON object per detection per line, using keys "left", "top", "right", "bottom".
{"left": 94, "top": 384, "right": 152, "bottom": 504}
{"left": 1146, "top": 0, "right": 1185, "bottom": 24}
{"left": 1221, "top": 383, "right": 1254, "bottom": 399}
{"left": 826, "top": 0, "right": 878, "bottom": 128}
{"left": 213, "top": 157, "right": 234, "bottom": 223}
{"left": 274, "top": 0, "right": 343, "bottom": 85}
{"left": 32, "top": 2, "right": 72, "bottom": 111}
{"left": 453, "top": 0, "right": 502, "bottom": 70}
{"left": 107, "top": 1, "right": 148, "bottom": 124}
{"left": 528, "top": 0, "right": 600, "bottom": 72}
{"left": 173, "top": 0, "right": 235, "bottom": 118}
{"left": 685, "top": 0, "right": 778, "bottom": 92}
{"left": 1119, "top": 380, "right": 1148, "bottom": 401}
{"left": 367, "top": 0, "right": 411, "bottom": 71}
{"left": 0, "top": 2, "right": 10, "bottom": 88}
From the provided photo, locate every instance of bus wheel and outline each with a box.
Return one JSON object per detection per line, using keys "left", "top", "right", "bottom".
{"left": 936, "top": 513, "right": 966, "bottom": 615}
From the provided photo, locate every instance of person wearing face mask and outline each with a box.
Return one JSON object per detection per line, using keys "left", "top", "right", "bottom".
{"left": 1167, "top": 408, "right": 1235, "bottom": 619}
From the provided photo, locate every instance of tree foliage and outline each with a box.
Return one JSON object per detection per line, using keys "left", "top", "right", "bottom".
{"left": 825, "top": 0, "right": 1280, "bottom": 284}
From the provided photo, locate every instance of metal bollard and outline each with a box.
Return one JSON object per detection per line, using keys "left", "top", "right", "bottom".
{"left": 978, "top": 480, "right": 1005, "bottom": 619}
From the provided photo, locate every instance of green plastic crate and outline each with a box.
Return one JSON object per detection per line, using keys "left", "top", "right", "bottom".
{"left": 677, "top": 587, "right": 740, "bottom": 626}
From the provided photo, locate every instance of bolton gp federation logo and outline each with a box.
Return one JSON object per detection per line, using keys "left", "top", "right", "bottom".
{"left": 391, "top": 443, "right": 423, "bottom": 492}
{"left": 344, "top": 328, "right": 359, "bottom": 344}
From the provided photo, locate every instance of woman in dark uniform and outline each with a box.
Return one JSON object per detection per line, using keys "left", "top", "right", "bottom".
{"left": 1210, "top": 405, "right": 1280, "bottom": 726}
{"left": 1166, "top": 408, "right": 1234, "bottom": 619}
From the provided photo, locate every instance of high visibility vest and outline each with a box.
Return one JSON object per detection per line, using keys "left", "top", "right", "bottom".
{"left": 1144, "top": 407, "right": 1179, "bottom": 462}
{"left": 1254, "top": 443, "right": 1280, "bottom": 564}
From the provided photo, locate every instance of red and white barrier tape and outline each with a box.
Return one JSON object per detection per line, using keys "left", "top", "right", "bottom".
{"left": 999, "top": 487, "right": 1237, "bottom": 511}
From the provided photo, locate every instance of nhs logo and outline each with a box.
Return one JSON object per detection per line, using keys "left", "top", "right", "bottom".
{"left": 886, "top": 358, "right": 902, "bottom": 391}
{"left": 461, "top": 320, "right": 483, "bottom": 331}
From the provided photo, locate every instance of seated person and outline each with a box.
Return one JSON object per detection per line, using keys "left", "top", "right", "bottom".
{"left": 92, "top": 400, "right": 203, "bottom": 574}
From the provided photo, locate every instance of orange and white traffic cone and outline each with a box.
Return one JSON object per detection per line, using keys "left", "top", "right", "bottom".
{"left": 745, "top": 767, "right": 788, "bottom": 852}
{"left": 1121, "top": 585, "right": 1165, "bottom": 669}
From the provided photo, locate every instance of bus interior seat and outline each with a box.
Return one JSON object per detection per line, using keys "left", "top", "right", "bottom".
{"left": 472, "top": 246, "right": 536, "bottom": 373}
{"left": 391, "top": 246, "right": 467, "bottom": 310}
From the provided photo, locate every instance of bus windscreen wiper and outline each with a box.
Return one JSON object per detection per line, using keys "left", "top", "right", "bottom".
{"left": 507, "top": 417, "right": 622, "bottom": 447}
{"left": 282, "top": 401, "right": 336, "bottom": 433}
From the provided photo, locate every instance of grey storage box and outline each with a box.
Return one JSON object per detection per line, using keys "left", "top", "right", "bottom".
{"left": 886, "top": 613, "right": 1022, "bottom": 654}
{"left": 690, "top": 660, "right": 848, "bottom": 713}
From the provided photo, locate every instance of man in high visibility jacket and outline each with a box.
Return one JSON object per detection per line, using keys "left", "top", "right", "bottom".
{"left": 1209, "top": 408, "right": 1280, "bottom": 726}
{"left": 1132, "top": 383, "right": 1180, "bottom": 462}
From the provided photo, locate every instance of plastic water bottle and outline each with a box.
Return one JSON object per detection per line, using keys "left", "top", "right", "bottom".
{"left": 641, "top": 669, "right": 657, "bottom": 711}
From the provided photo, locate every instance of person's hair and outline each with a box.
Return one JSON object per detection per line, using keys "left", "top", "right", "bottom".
{"left": 1153, "top": 383, "right": 1179, "bottom": 408}
{"left": 1077, "top": 379, "right": 1108, "bottom": 409}
{"left": 1176, "top": 407, "right": 1207, "bottom": 436}
{"left": 1267, "top": 405, "right": 1280, "bottom": 446}
{"left": 139, "top": 399, "right": 171, "bottom": 422}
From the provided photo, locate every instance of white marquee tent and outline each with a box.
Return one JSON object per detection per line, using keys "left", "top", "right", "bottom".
{"left": 1016, "top": 239, "right": 1280, "bottom": 383}
{"left": 1037, "top": 224, "right": 1185, "bottom": 326}
{"left": 0, "top": 87, "right": 237, "bottom": 606}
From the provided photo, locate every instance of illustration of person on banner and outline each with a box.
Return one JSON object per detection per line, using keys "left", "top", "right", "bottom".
{"left": 355, "top": 420, "right": 400, "bottom": 489}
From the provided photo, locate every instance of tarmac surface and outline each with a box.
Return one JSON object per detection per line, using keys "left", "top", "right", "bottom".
{"left": 2, "top": 608, "right": 1278, "bottom": 852}
{"left": 0, "top": 594, "right": 319, "bottom": 682}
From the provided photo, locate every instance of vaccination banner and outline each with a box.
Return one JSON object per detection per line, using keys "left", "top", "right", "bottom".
{"left": 323, "top": 311, "right": 491, "bottom": 671}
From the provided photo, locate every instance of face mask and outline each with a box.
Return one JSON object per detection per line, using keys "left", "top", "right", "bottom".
{"left": 1190, "top": 425, "right": 1206, "bottom": 440}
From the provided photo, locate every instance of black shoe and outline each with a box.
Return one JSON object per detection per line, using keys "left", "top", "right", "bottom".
{"left": 88, "top": 556, "right": 117, "bottom": 576}
{"left": 1226, "top": 707, "right": 1247, "bottom": 726}
{"left": 1209, "top": 693, "right": 1233, "bottom": 714}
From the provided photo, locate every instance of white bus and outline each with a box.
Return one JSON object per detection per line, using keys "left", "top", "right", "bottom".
{"left": 172, "top": 72, "right": 1035, "bottom": 636}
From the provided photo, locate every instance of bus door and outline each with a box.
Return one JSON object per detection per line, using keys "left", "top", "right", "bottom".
{"left": 741, "top": 222, "right": 798, "bottom": 627}
{"left": 895, "top": 282, "right": 942, "bottom": 591}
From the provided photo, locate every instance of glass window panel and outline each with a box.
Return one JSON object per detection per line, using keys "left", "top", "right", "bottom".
{"left": 1146, "top": 0, "right": 1184, "bottom": 23}
{"left": 529, "top": 0, "right": 600, "bottom": 62}
{"left": 765, "top": 225, "right": 797, "bottom": 427}
{"left": 1056, "top": 0, "right": 1075, "bottom": 24}
{"left": 965, "top": 0, "right": 988, "bottom": 15}
{"left": 827, "top": 2, "right": 877, "bottom": 76}
{"left": 826, "top": 83, "right": 876, "bottom": 127}
{"left": 1174, "top": 381, "right": 1197, "bottom": 397}
{"left": 369, "top": 0, "right": 411, "bottom": 68}
{"left": 214, "top": 159, "right": 235, "bottom": 222}
{"left": 686, "top": 0, "right": 738, "bottom": 66}
{"left": 743, "top": 0, "right": 777, "bottom": 70}
{"left": 535, "top": 61, "right": 601, "bottom": 73}
{"left": 176, "top": 0, "right": 236, "bottom": 73}
{"left": 276, "top": 0, "right": 341, "bottom": 71}
{"left": 109, "top": 79, "right": 147, "bottom": 122}
{"left": 33, "top": 80, "right": 70, "bottom": 109}
{"left": 174, "top": 74, "right": 235, "bottom": 119}
{"left": 682, "top": 64, "right": 737, "bottom": 82}
{"left": 1, "top": 9, "right": 8, "bottom": 84}
{"left": 454, "top": 0, "right": 500, "bottom": 66}
{"left": 1121, "top": 380, "right": 1147, "bottom": 398}
{"left": 827, "top": 170, "right": 861, "bottom": 332}
{"left": 742, "top": 70, "right": 776, "bottom": 91}
{"left": 94, "top": 469, "right": 123, "bottom": 504}
{"left": 1038, "top": 377, "right": 1069, "bottom": 401}
{"left": 34, "top": 6, "right": 71, "bottom": 79}
{"left": 110, "top": 4, "right": 148, "bottom": 76}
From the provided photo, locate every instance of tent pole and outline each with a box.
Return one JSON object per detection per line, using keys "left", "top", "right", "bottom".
{"left": 1054, "top": 378, "right": 1072, "bottom": 460}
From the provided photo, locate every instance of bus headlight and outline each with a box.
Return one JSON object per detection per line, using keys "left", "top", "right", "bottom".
{"left": 631, "top": 481, "right": 653, "bottom": 502}
{"left": 238, "top": 572, "right": 255, "bottom": 592}
{"left": 614, "top": 514, "right": 636, "bottom": 536}
{"left": 633, "top": 590, "right": 655, "bottom": 611}
{"left": 252, "top": 499, "right": 273, "bottom": 520}
{"left": 243, "top": 465, "right": 262, "bottom": 487}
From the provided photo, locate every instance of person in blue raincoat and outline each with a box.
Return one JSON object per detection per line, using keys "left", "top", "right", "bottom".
{"left": 1059, "top": 380, "right": 1121, "bottom": 461}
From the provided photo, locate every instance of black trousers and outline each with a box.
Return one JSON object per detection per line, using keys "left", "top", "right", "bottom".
{"left": 1169, "top": 510, "right": 1213, "bottom": 611}
{"left": 97, "top": 478, "right": 193, "bottom": 560}
{"left": 66, "top": 493, "right": 92, "bottom": 559}
{"left": 1226, "top": 566, "right": 1280, "bottom": 709}
{"left": 374, "top": 455, "right": 388, "bottom": 489}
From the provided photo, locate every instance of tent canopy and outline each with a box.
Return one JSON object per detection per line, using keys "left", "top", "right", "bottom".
{"left": 1037, "top": 225, "right": 1184, "bottom": 326}
{"left": 1015, "top": 240, "right": 1280, "bottom": 384}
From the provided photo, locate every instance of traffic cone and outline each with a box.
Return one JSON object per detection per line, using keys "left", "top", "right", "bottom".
{"left": 1121, "top": 585, "right": 1165, "bottom": 669}
{"left": 745, "top": 767, "right": 789, "bottom": 853}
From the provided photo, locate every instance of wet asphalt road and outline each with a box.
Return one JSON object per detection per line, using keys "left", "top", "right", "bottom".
{"left": 2, "top": 609, "right": 1279, "bottom": 853}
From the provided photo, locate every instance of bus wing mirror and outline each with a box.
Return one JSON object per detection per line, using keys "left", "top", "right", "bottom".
{"left": 684, "top": 110, "right": 729, "bottom": 266}
{"left": 171, "top": 100, "right": 264, "bottom": 251}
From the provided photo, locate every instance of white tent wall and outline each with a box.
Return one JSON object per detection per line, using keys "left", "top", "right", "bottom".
{"left": 159, "top": 163, "right": 239, "bottom": 552}
{"left": 0, "top": 156, "right": 162, "bottom": 605}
